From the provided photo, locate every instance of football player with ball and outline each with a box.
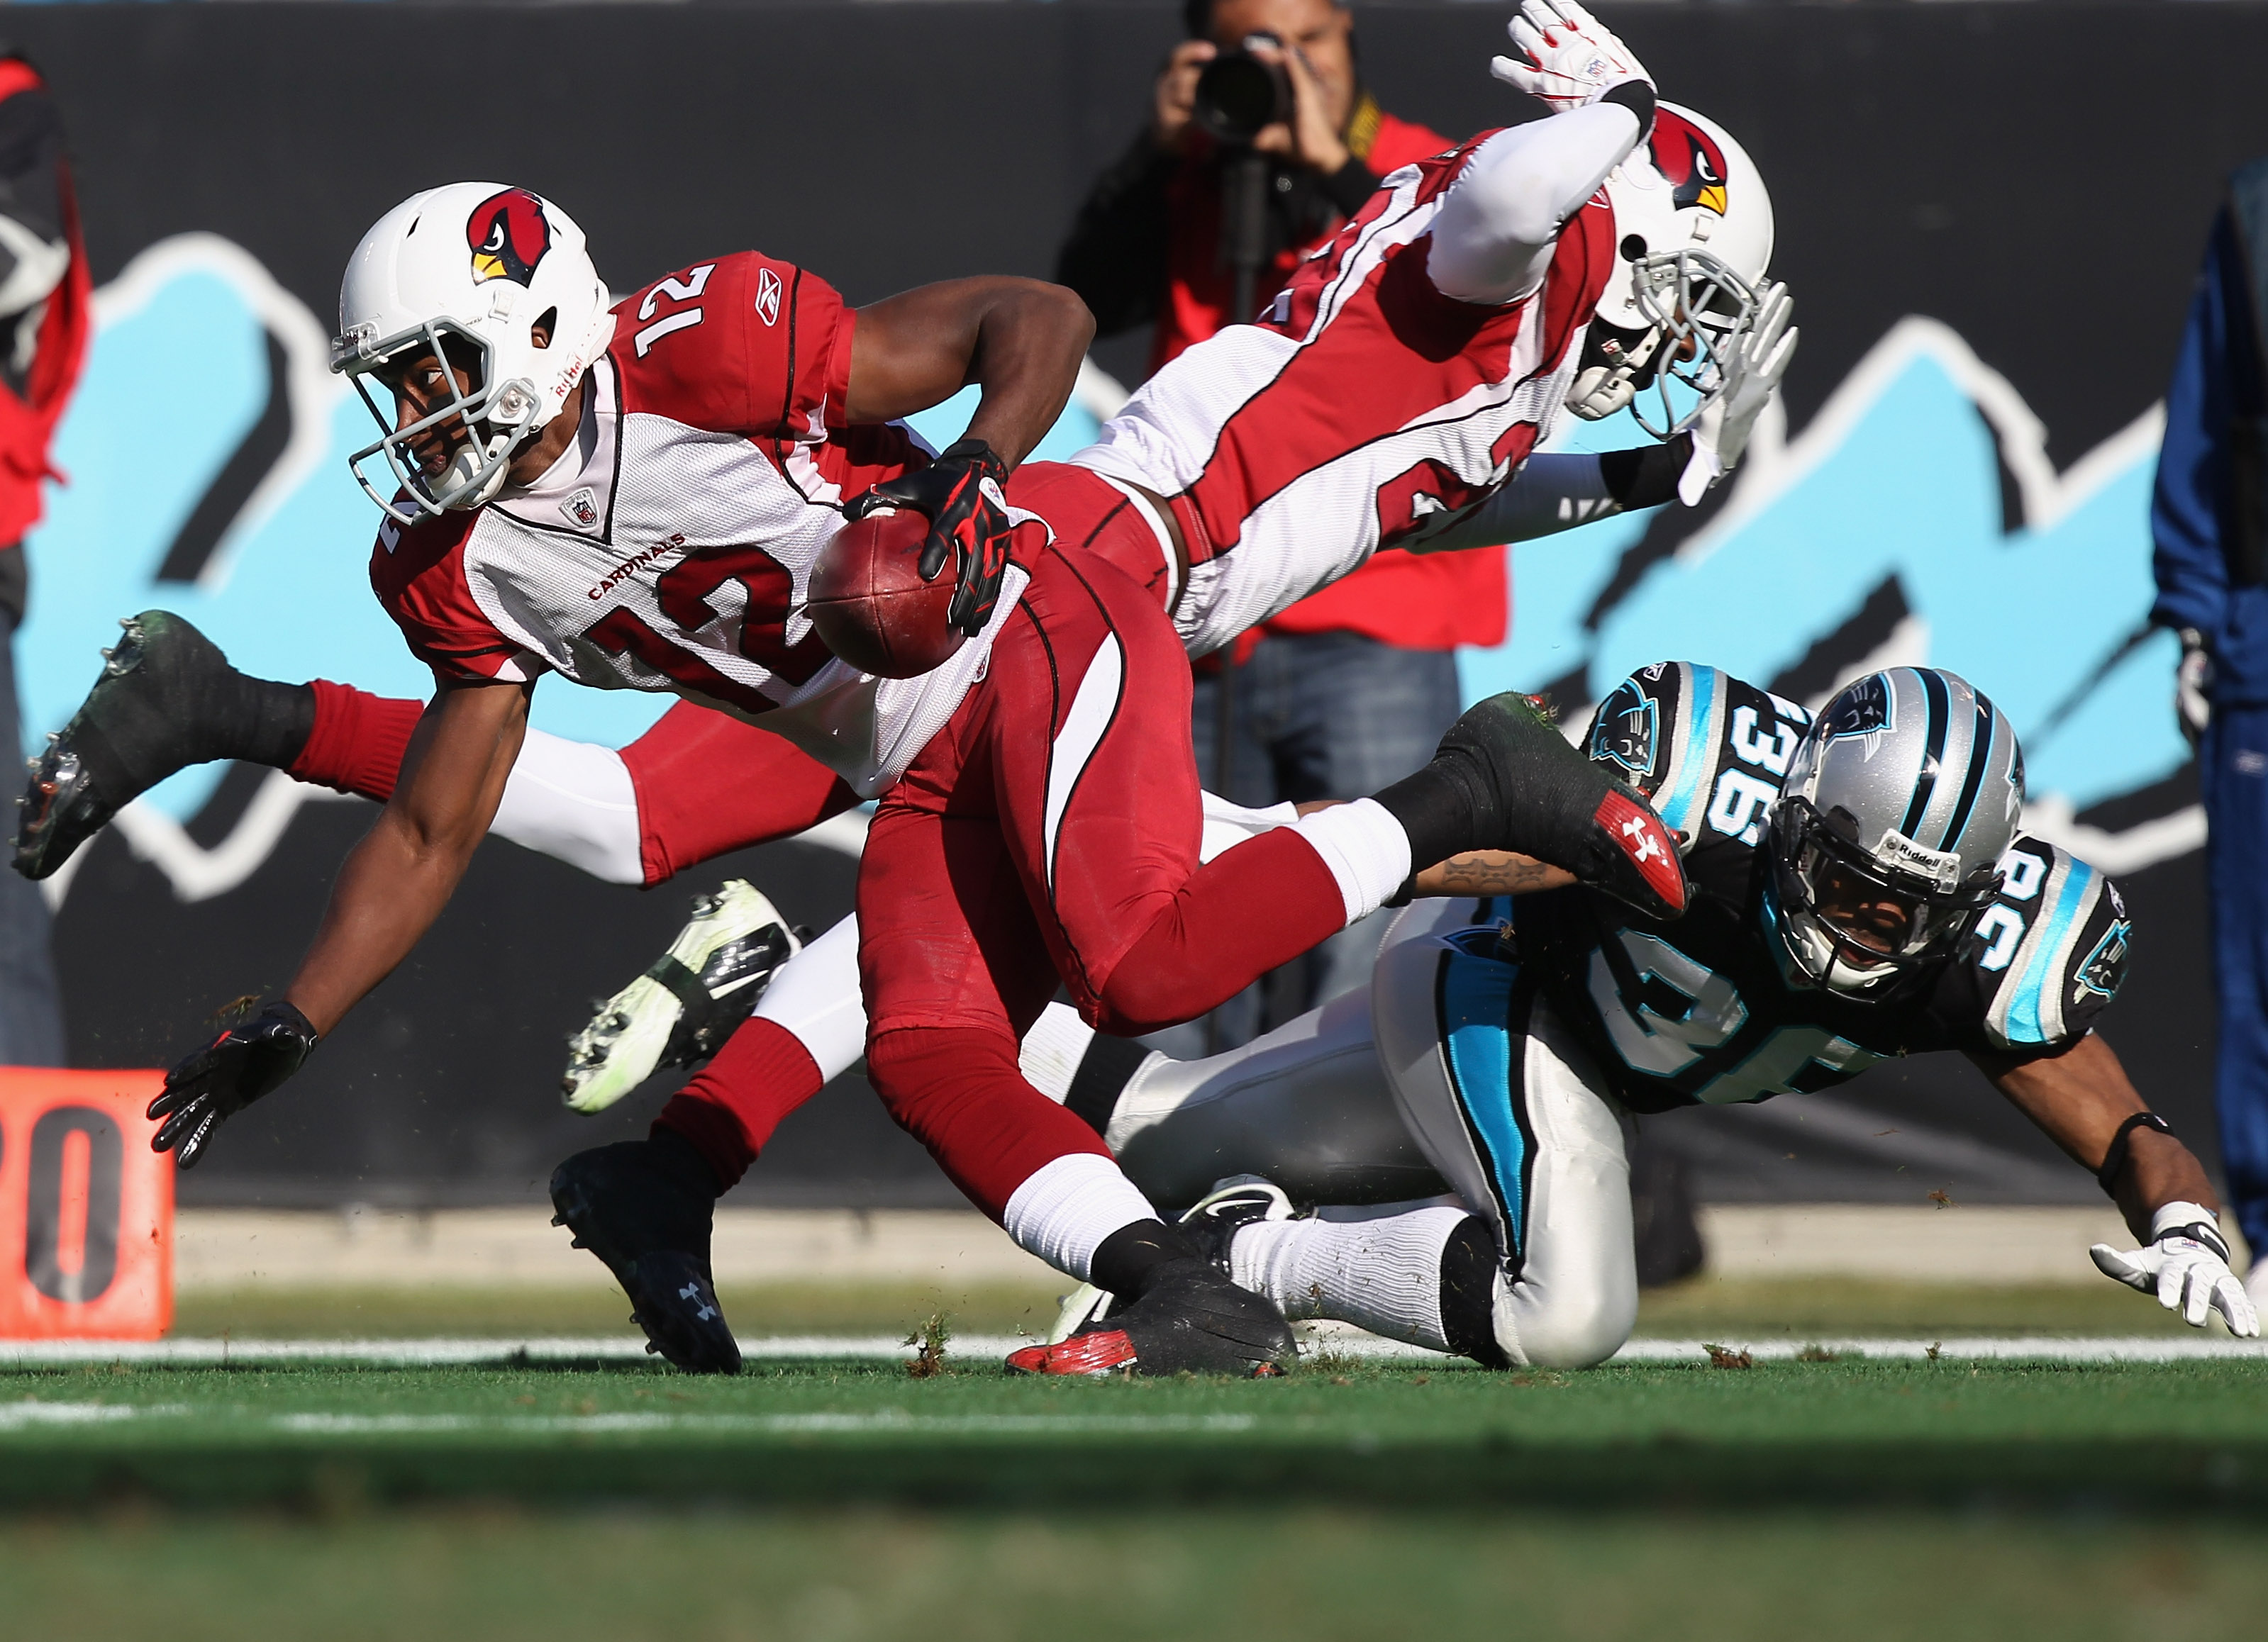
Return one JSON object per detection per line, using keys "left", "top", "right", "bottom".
{"left": 27, "top": 4, "right": 1805, "bottom": 1373}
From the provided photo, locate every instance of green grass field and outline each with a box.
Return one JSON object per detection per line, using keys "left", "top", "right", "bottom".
{"left": 3, "top": 1348, "right": 2267, "bottom": 1639}
{"left": 18, "top": 1280, "right": 2264, "bottom": 1638}
{"left": 167, "top": 1272, "right": 2211, "bottom": 1341}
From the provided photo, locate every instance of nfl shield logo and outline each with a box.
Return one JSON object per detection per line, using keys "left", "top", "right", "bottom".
{"left": 562, "top": 487, "right": 601, "bottom": 531}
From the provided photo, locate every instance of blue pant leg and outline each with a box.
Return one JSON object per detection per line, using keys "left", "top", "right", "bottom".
{"left": 0, "top": 598, "right": 64, "bottom": 1065}
{"left": 2203, "top": 704, "right": 2268, "bottom": 1258}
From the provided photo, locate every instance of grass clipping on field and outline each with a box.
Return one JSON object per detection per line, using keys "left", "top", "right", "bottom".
{"left": 904, "top": 1312, "right": 951, "bottom": 1378}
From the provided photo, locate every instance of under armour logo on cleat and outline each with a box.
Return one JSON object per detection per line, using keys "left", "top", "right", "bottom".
{"left": 678, "top": 1280, "right": 719, "bottom": 1322}
{"left": 1619, "top": 815, "right": 1664, "bottom": 864}
{"left": 1593, "top": 789, "right": 1688, "bottom": 914}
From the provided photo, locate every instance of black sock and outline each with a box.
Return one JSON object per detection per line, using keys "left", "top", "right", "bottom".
{"left": 1438, "top": 1216, "right": 1513, "bottom": 1369}
{"left": 645, "top": 1124, "right": 726, "bottom": 1201}
{"left": 1370, "top": 762, "right": 1480, "bottom": 875}
{"left": 226, "top": 676, "right": 318, "bottom": 770}
{"left": 1063, "top": 1033, "right": 1152, "bottom": 1139}
{"left": 1090, "top": 1219, "right": 1201, "bottom": 1303}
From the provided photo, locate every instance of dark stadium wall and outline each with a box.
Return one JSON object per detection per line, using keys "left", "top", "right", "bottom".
{"left": 4, "top": 1, "right": 2263, "bottom": 1206}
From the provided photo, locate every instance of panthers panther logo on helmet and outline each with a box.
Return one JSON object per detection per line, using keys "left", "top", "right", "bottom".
{"left": 467, "top": 188, "right": 552, "bottom": 286}
{"left": 1647, "top": 110, "right": 1730, "bottom": 217}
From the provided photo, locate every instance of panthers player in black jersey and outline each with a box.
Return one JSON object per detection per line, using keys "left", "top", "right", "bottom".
{"left": 1030, "top": 662, "right": 2255, "bottom": 1367}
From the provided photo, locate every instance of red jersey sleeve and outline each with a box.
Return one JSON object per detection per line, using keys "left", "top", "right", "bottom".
{"left": 368, "top": 513, "right": 545, "bottom": 685}
{"left": 610, "top": 251, "right": 857, "bottom": 443}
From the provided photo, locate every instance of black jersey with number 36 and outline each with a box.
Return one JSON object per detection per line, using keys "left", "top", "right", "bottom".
{"left": 1506, "top": 662, "right": 2132, "bottom": 1115}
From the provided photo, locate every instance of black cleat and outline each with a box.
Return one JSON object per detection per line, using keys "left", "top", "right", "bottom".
{"left": 550, "top": 1136, "right": 740, "bottom": 1375}
{"left": 1426, "top": 692, "right": 1687, "bottom": 922}
{"left": 1177, "top": 1174, "right": 1296, "bottom": 1273}
{"left": 1007, "top": 1258, "right": 1295, "bottom": 1378}
{"left": 14, "top": 610, "right": 308, "bottom": 881}
{"left": 1046, "top": 1175, "right": 1298, "bottom": 1341}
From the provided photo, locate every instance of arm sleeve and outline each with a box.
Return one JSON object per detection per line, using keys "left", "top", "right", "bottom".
{"left": 1054, "top": 132, "right": 1180, "bottom": 339}
{"left": 1427, "top": 92, "right": 1649, "bottom": 306}
{"left": 2150, "top": 210, "right": 2250, "bottom": 637}
{"left": 1408, "top": 437, "right": 1692, "bottom": 554}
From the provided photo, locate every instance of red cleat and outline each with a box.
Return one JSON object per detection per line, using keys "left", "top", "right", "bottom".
{"left": 1006, "top": 1329, "right": 1138, "bottom": 1375}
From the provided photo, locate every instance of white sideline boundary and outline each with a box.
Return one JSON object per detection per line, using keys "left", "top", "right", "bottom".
{"left": 0, "top": 1333, "right": 2259, "bottom": 1368}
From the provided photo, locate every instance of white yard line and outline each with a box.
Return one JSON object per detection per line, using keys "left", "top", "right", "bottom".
{"left": 0, "top": 1333, "right": 2257, "bottom": 1369}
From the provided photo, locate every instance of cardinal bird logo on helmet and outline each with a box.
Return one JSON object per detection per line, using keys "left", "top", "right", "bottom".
{"left": 467, "top": 188, "right": 552, "bottom": 286}
{"left": 1647, "top": 110, "right": 1730, "bottom": 217}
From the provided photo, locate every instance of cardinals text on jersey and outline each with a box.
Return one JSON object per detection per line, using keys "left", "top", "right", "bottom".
{"left": 367, "top": 251, "right": 1035, "bottom": 795}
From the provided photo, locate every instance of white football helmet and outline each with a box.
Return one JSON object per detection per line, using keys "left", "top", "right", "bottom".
{"left": 1567, "top": 103, "right": 1776, "bottom": 439}
{"left": 332, "top": 183, "right": 615, "bottom": 523}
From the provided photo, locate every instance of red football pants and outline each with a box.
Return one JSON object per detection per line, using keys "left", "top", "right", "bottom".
{"left": 857, "top": 547, "right": 1349, "bottom": 1219}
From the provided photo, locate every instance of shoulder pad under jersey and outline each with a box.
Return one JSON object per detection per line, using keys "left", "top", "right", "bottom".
{"left": 1584, "top": 661, "right": 1811, "bottom": 855}
{"left": 1960, "top": 835, "right": 2131, "bottom": 1050}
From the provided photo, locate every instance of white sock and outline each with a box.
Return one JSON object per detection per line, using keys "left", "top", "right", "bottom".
{"left": 1018, "top": 1003, "right": 1096, "bottom": 1104}
{"left": 750, "top": 915, "right": 868, "bottom": 1081}
{"left": 1288, "top": 798, "right": 1413, "bottom": 925}
{"left": 1228, "top": 1202, "right": 1466, "bottom": 1353}
{"left": 1001, "top": 1153, "right": 1160, "bottom": 1283}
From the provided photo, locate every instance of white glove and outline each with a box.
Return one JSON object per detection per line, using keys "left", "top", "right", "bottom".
{"left": 1679, "top": 281, "right": 1798, "bottom": 506}
{"left": 1490, "top": 0, "right": 1652, "bottom": 116}
{"left": 2090, "top": 1202, "right": 2259, "bottom": 1336}
{"left": 2177, "top": 628, "right": 2212, "bottom": 748}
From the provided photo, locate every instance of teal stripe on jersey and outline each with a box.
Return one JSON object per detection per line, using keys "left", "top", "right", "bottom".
{"left": 1659, "top": 664, "right": 1720, "bottom": 839}
{"left": 1441, "top": 948, "right": 1525, "bottom": 1257}
{"left": 2010, "top": 857, "right": 2095, "bottom": 1044}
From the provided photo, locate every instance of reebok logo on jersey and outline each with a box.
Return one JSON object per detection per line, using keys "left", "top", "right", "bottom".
{"left": 1595, "top": 787, "right": 1687, "bottom": 917}
{"left": 755, "top": 267, "right": 782, "bottom": 327}
{"left": 561, "top": 488, "right": 601, "bottom": 532}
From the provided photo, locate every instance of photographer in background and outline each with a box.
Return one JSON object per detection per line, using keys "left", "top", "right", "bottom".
{"left": 0, "top": 50, "right": 86, "bottom": 1067}
{"left": 1056, "top": 0, "right": 1496, "bottom": 1040}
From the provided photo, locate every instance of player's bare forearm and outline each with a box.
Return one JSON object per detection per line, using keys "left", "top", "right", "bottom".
{"left": 282, "top": 678, "right": 530, "bottom": 1034}
{"left": 1974, "top": 1033, "right": 2220, "bottom": 1239}
{"left": 846, "top": 277, "right": 1094, "bottom": 469}
{"left": 1414, "top": 849, "right": 1575, "bottom": 898}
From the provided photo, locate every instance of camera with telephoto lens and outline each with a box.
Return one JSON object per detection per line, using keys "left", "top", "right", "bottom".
{"left": 1192, "top": 32, "right": 1293, "bottom": 146}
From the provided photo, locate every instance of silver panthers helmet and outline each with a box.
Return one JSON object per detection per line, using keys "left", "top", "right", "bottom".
{"left": 1764, "top": 667, "right": 2025, "bottom": 995}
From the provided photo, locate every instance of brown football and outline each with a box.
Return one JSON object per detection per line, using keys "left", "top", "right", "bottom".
{"left": 806, "top": 506, "right": 964, "bottom": 679}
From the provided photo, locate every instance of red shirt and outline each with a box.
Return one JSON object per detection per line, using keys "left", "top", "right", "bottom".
{"left": 1154, "top": 107, "right": 1508, "bottom": 654}
{"left": 0, "top": 59, "right": 87, "bottom": 548}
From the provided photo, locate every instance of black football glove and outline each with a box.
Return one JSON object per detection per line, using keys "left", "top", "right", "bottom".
{"left": 149, "top": 1000, "right": 319, "bottom": 1169}
{"left": 843, "top": 437, "right": 1015, "bottom": 638}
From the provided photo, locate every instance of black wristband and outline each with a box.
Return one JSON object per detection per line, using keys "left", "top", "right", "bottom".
{"left": 1597, "top": 435, "right": 1693, "bottom": 512}
{"left": 2096, "top": 1112, "right": 2173, "bottom": 1195}
{"left": 1599, "top": 80, "right": 1657, "bottom": 135}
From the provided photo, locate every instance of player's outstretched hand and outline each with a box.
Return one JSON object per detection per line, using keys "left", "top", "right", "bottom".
{"left": 1490, "top": 0, "right": 1652, "bottom": 115}
{"left": 2090, "top": 1202, "right": 2259, "bottom": 1336}
{"left": 1680, "top": 280, "right": 1798, "bottom": 506}
{"left": 843, "top": 437, "right": 1015, "bottom": 640}
{"left": 148, "top": 1000, "right": 319, "bottom": 1170}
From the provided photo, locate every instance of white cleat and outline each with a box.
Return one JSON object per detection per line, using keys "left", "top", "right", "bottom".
{"left": 560, "top": 879, "right": 801, "bottom": 1115}
{"left": 1045, "top": 1173, "right": 1296, "bottom": 1345}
